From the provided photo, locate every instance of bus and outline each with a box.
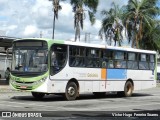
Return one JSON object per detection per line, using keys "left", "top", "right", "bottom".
{"left": 10, "top": 38, "right": 157, "bottom": 100}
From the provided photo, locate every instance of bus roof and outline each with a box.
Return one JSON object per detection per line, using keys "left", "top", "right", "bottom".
{"left": 64, "top": 41, "right": 156, "bottom": 54}
{"left": 14, "top": 38, "right": 156, "bottom": 54}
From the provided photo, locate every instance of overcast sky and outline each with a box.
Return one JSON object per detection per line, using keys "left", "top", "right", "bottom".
{"left": 0, "top": 0, "right": 128, "bottom": 43}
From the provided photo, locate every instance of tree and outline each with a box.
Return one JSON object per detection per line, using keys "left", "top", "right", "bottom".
{"left": 50, "top": 0, "right": 64, "bottom": 39}
{"left": 70, "top": 0, "right": 99, "bottom": 41}
{"left": 141, "top": 23, "right": 160, "bottom": 51}
{"left": 99, "top": 2, "right": 123, "bottom": 46}
{"left": 123, "top": 0, "right": 160, "bottom": 48}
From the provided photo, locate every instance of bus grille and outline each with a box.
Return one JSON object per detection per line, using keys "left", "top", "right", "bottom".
{"left": 15, "top": 81, "right": 34, "bottom": 84}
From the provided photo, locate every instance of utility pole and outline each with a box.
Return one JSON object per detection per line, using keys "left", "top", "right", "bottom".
{"left": 85, "top": 32, "right": 90, "bottom": 43}
{"left": 40, "top": 31, "right": 42, "bottom": 38}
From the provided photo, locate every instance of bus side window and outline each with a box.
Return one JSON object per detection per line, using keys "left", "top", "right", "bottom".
{"left": 74, "top": 57, "right": 80, "bottom": 66}
{"left": 70, "top": 57, "right": 76, "bottom": 66}
{"left": 69, "top": 46, "right": 85, "bottom": 67}
{"left": 87, "top": 58, "right": 93, "bottom": 67}
{"left": 113, "top": 51, "right": 127, "bottom": 69}
{"left": 139, "top": 54, "right": 149, "bottom": 70}
{"left": 102, "top": 61, "right": 107, "bottom": 68}
{"left": 104, "top": 50, "right": 113, "bottom": 68}
{"left": 69, "top": 46, "right": 76, "bottom": 67}
{"left": 108, "top": 60, "right": 114, "bottom": 68}
{"left": 101, "top": 50, "right": 107, "bottom": 68}
{"left": 85, "top": 48, "right": 101, "bottom": 68}
{"left": 127, "top": 52, "right": 138, "bottom": 69}
{"left": 115, "top": 61, "right": 121, "bottom": 68}
{"left": 149, "top": 54, "right": 155, "bottom": 70}
{"left": 86, "top": 49, "right": 92, "bottom": 67}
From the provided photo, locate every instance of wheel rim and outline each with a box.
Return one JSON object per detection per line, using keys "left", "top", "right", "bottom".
{"left": 126, "top": 84, "right": 132, "bottom": 94}
{"left": 67, "top": 87, "right": 75, "bottom": 96}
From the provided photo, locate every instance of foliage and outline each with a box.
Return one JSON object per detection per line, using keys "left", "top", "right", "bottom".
{"left": 122, "top": 0, "right": 160, "bottom": 48}
{"left": 141, "top": 23, "right": 160, "bottom": 51}
{"left": 51, "top": 0, "right": 64, "bottom": 39}
{"left": 99, "top": 2, "right": 123, "bottom": 46}
{"left": 70, "top": 0, "right": 99, "bottom": 41}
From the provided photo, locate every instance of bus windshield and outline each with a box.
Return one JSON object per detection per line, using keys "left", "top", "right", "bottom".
{"left": 12, "top": 48, "right": 48, "bottom": 72}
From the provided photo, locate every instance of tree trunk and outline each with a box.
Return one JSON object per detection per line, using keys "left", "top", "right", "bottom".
{"left": 52, "top": 14, "right": 56, "bottom": 39}
{"left": 136, "top": 34, "right": 139, "bottom": 49}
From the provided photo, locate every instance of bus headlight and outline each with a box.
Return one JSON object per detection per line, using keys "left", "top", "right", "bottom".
{"left": 33, "top": 77, "right": 47, "bottom": 85}
{"left": 41, "top": 76, "right": 47, "bottom": 82}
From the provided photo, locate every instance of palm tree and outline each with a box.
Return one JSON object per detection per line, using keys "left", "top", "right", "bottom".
{"left": 70, "top": 0, "right": 99, "bottom": 41}
{"left": 50, "top": 0, "right": 64, "bottom": 39}
{"left": 123, "top": 0, "right": 160, "bottom": 48}
{"left": 141, "top": 22, "right": 160, "bottom": 51}
{"left": 99, "top": 2, "right": 123, "bottom": 46}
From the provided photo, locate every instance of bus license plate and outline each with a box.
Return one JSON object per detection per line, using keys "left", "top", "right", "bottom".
{"left": 20, "top": 86, "right": 27, "bottom": 89}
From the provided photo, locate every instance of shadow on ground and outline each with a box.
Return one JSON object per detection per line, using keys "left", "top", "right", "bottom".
{"left": 10, "top": 92, "right": 153, "bottom": 102}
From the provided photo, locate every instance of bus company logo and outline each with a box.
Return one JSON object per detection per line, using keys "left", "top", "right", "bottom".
{"left": 87, "top": 73, "right": 98, "bottom": 77}
{"left": 78, "top": 73, "right": 87, "bottom": 77}
{"left": 2, "top": 112, "right": 11, "bottom": 117}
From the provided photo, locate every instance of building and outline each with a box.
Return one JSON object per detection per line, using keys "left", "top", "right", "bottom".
{"left": 0, "top": 36, "right": 16, "bottom": 84}
{"left": 0, "top": 53, "right": 12, "bottom": 79}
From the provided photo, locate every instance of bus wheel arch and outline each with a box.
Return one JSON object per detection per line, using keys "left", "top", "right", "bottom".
{"left": 64, "top": 78, "right": 79, "bottom": 100}
{"left": 124, "top": 79, "right": 134, "bottom": 97}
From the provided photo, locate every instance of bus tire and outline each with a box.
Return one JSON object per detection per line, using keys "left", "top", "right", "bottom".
{"left": 124, "top": 81, "right": 133, "bottom": 97}
{"left": 64, "top": 82, "right": 78, "bottom": 101}
{"left": 31, "top": 92, "right": 45, "bottom": 99}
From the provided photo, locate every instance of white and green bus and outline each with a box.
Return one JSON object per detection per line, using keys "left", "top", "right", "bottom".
{"left": 10, "top": 38, "right": 157, "bottom": 100}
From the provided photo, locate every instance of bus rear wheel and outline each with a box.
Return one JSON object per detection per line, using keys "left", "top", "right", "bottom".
{"left": 117, "top": 81, "right": 133, "bottom": 97}
{"left": 31, "top": 92, "right": 45, "bottom": 99}
{"left": 124, "top": 81, "right": 133, "bottom": 97}
{"left": 64, "top": 82, "right": 78, "bottom": 101}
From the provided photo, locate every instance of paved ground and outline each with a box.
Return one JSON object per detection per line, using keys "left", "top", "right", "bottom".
{"left": 0, "top": 84, "right": 160, "bottom": 120}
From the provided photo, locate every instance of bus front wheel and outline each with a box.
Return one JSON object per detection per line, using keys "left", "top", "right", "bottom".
{"left": 31, "top": 92, "right": 45, "bottom": 99}
{"left": 64, "top": 82, "right": 78, "bottom": 101}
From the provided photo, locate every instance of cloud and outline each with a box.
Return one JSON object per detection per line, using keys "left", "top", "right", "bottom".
{"left": 0, "top": 0, "right": 8, "bottom": 11}
{"left": 8, "top": 25, "right": 17, "bottom": 30}
{"left": 0, "top": 0, "right": 128, "bottom": 42}
{"left": 23, "top": 25, "right": 38, "bottom": 37}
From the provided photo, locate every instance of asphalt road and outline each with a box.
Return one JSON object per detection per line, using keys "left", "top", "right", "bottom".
{"left": 0, "top": 86, "right": 160, "bottom": 120}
